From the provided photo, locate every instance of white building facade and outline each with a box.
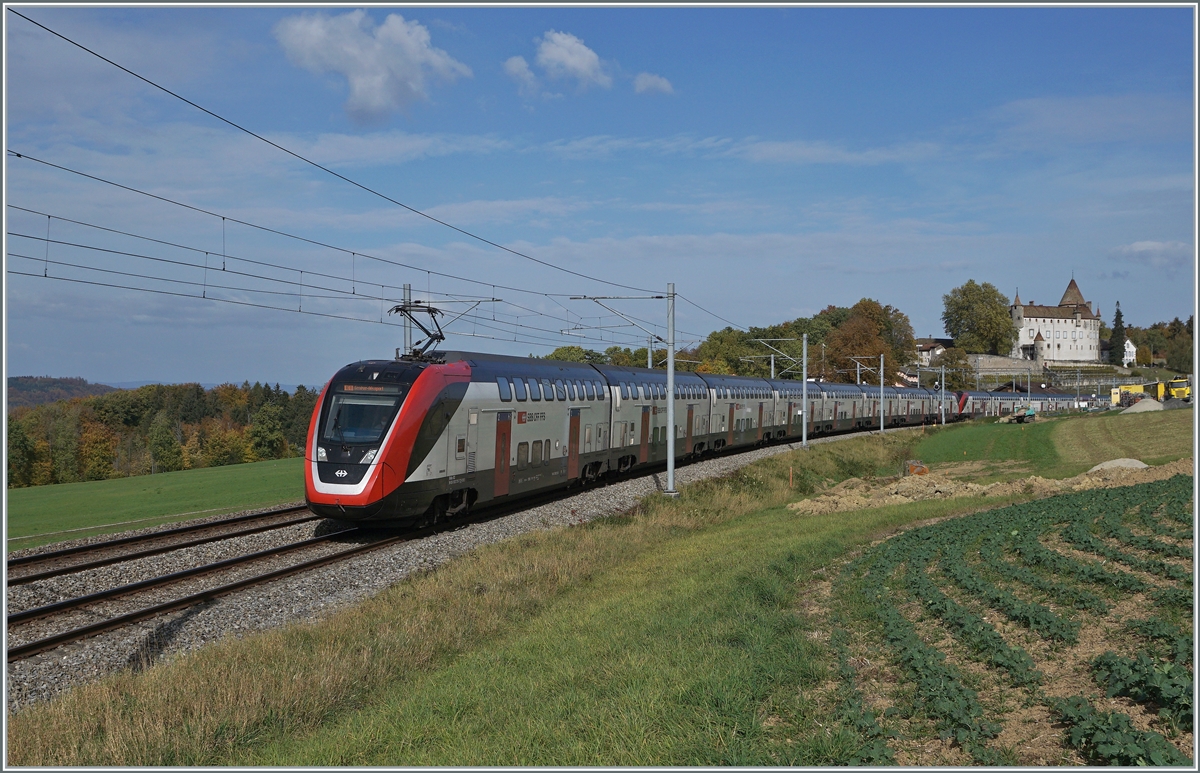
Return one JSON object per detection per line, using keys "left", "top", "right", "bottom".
{"left": 1123, "top": 339, "right": 1138, "bottom": 367}
{"left": 1010, "top": 279, "right": 1103, "bottom": 365}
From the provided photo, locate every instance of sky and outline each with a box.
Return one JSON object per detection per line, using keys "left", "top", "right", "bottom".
{"left": 3, "top": 4, "right": 1196, "bottom": 388}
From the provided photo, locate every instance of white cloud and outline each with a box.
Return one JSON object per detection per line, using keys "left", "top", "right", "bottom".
{"left": 988, "top": 95, "right": 1192, "bottom": 147}
{"left": 730, "top": 139, "right": 939, "bottom": 165}
{"left": 1111, "top": 240, "right": 1194, "bottom": 270}
{"left": 503, "top": 55, "right": 539, "bottom": 97}
{"left": 273, "top": 10, "right": 471, "bottom": 123}
{"left": 633, "top": 72, "right": 673, "bottom": 95}
{"left": 535, "top": 30, "right": 611, "bottom": 90}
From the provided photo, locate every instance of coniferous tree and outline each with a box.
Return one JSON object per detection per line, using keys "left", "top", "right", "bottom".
{"left": 1109, "top": 302, "right": 1126, "bottom": 366}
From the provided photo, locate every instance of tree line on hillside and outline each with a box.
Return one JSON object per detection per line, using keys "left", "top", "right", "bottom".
{"left": 7, "top": 381, "right": 318, "bottom": 489}
{"left": 540, "top": 298, "right": 917, "bottom": 385}
{"left": 7, "top": 376, "right": 118, "bottom": 411}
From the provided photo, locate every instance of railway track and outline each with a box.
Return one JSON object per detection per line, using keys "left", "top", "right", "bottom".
{"left": 6, "top": 497, "right": 549, "bottom": 663}
{"left": 7, "top": 505, "right": 317, "bottom": 585}
{"left": 5, "top": 434, "right": 882, "bottom": 666}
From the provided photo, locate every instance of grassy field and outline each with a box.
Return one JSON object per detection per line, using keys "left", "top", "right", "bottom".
{"left": 5, "top": 457, "right": 305, "bottom": 552}
{"left": 910, "top": 406, "right": 1193, "bottom": 480}
{"left": 6, "top": 408, "right": 1194, "bottom": 765}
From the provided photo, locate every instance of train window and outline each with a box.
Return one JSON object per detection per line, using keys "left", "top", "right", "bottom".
{"left": 620, "top": 382, "right": 629, "bottom": 400}
{"left": 456, "top": 436, "right": 466, "bottom": 459}
{"left": 544, "top": 438, "right": 551, "bottom": 464}
{"left": 575, "top": 379, "right": 586, "bottom": 399}
{"left": 554, "top": 379, "right": 567, "bottom": 400}
{"left": 497, "top": 377, "right": 512, "bottom": 402}
{"left": 584, "top": 424, "right": 592, "bottom": 452}
{"left": 585, "top": 381, "right": 595, "bottom": 400}
{"left": 566, "top": 381, "right": 576, "bottom": 401}
{"left": 517, "top": 442, "right": 528, "bottom": 470}
{"left": 531, "top": 440, "right": 542, "bottom": 466}
{"left": 513, "top": 378, "right": 527, "bottom": 401}
{"left": 541, "top": 378, "right": 554, "bottom": 401}
{"left": 527, "top": 378, "right": 541, "bottom": 401}
{"left": 595, "top": 381, "right": 604, "bottom": 399}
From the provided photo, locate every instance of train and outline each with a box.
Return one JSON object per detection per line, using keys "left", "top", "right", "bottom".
{"left": 304, "top": 351, "right": 1083, "bottom": 525}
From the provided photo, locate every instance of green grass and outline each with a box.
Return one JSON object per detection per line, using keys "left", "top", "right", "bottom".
{"left": 247, "top": 496, "right": 1031, "bottom": 767}
{"left": 5, "top": 458, "right": 305, "bottom": 551}
{"left": 910, "top": 407, "right": 1193, "bottom": 480}
{"left": 911, "top": 418, "right": 1063, "bottom": 475}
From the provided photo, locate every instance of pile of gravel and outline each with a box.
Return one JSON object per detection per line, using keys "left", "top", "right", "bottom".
{"left": 1122, "top": 398, "right": 1164, "bottom": 413}
{"left": 5, "top": 428, "right": 913, "bottom": 713}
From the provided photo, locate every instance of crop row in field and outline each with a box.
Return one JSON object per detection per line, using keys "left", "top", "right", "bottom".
{"left": 832, "top": 475, "right": 1194, "bottom": 766}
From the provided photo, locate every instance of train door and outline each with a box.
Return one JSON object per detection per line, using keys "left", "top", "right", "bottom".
{"left": 728, "top": 403, "right": 735, "bottom": 446}
{"left": 639, "top": 406, "right": 650, "bottom": 463}
{"left": 494, "top": 412, "right": 511, "bottom": 497}
{"left": 466, "top": 409, "right": 478, "bottom": 480}
{"left": 757, "top": 403, "right": 763, "bottom": 441}
{"left": 568, "top": 408, "right": 581, "bottom": 479}
{"left": 786, "top": 401, "right": 794, "bottom": 435}
{"left": 686, "top": 404, "right": 694, "bottom": 453}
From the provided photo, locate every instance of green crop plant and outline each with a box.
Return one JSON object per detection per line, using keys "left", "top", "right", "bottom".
{"left": 1092, "top": 651, "right": 1194, "bottom": 729}
{"left": 834, "top": 475, "right": 1193, "bottom": 762}
{"left": 1050, "top": 696, "right": 1192, "bottom": 766}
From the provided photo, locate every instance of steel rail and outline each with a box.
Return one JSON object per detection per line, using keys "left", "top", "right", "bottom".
{"left": 7, "top": 531, "right": 410, "bottom": 662}
{"left": 7, "top": 527, "right": 359, "bottom": 626}
{"left": 7, "top": 512, "right": 320, "bottom": 586}
{"left": 7, "top": 504, "right": 310, "bottom": 568}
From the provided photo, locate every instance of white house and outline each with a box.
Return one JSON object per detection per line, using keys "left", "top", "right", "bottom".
{"left": 1010, "top": 279, "right": 1103, "bottom": 365}
{"left": 1123, "top": 339, "right": 1138, "bottom": 368}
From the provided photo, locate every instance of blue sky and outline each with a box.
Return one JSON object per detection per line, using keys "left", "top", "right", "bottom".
{"left": 4, "top": 5, "right": 1195, "bottom": 387}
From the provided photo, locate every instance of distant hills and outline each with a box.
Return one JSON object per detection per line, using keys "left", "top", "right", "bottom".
{"left": 7, "top": 376, "right": 119, "bottom": 411}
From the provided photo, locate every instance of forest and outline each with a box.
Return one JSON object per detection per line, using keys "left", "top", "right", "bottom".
{"left": 542, "top": 298, "right": 917, "bottom": 385}
{"left": 7, "top": 381, "right": 317, "bottom": 489}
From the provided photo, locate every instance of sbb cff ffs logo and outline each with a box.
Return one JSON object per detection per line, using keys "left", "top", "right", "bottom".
{"left": 517, "top": 411, "right": 546, "bottom": 424}
{"left": 335, "top": 469, "right": 348, "bottom": 478}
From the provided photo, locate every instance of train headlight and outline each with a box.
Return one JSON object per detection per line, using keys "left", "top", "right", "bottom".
{"left": 317, "top": 446, "right": 327, "bottom": 462}
{"left": 361, "top": 448, "right": 378, "bottom": 465}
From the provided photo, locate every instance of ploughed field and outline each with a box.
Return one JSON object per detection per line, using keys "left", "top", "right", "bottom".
{"left": 6, "top": 408, "right": 1194, "bottom": 766}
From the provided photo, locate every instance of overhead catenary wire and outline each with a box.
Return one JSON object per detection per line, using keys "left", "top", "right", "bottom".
{"left": 5, "top": 237, "right": 646, "bottom": 349}
{"left": 6, "top": 265, "right": 614, "bottom": 351}
{"left": 7, "top": 7, "right": 657, "bottom": 295}
{"left": 6, "top": 203, "right": 704, "bottom": 339}
{"left": 6, "top": 155, "right": 719, "bottom": 339}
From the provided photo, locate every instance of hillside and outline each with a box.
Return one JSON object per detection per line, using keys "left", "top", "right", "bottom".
{"left": 7, "top": 377, "right": 118, "bottom": 411}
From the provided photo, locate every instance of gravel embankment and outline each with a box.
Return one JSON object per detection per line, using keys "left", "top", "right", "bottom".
{"left": 5, "top": 431, "right": 892, "bottom": 713}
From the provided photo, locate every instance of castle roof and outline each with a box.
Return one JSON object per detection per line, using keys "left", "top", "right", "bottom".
{"left": 1059, "top": 278, "right": 1086, "bottom": 306}
{"left": 1012, "top": 279, "right": 1098, "bottom": 320}
{"left": 1034, "top": 331, "right": 1045, "bottom": 341}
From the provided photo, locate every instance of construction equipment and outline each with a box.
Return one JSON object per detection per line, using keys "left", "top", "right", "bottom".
{"left": 1013, "top": 405, "right": 1036, "bottom": 423}
{"left": 1167, "top": 376, "right": 1192, "bottom": 401}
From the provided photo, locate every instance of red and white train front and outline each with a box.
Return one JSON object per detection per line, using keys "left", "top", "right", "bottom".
{"left": 304, "top": 358, "right": 470, "bottom": 524}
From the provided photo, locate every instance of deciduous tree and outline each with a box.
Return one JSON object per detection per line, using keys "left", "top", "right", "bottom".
{"left": 941, "top": 280, "right": 1015, "bottom": 355}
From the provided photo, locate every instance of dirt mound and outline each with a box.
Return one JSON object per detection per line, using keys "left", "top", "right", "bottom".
{"left": 1122, "top": 398, "right": 1163, "bottom": 413}
{"left": 787, "top": 458, "right": 1192, "bottom": 516}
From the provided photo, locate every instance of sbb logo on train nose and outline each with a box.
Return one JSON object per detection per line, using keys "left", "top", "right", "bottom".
{"left": 335, "top": 469, "right": 348, "bottom": 478}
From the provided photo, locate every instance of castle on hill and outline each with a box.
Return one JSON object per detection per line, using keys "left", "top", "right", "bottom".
{"left": 1010, "top": 279, "right": 1103, "bottom": 365}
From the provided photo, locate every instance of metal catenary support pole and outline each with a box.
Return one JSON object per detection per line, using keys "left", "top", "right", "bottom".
{"left": 665, "top": 283, "right": 678, "bottom": 497}
{"left": 647, "top": 336, "right": 653, "bottom": 369}
{"left": 403, "top": 283, "right": 412, "bottom": 355}
{"left": 941, "top": 364, "right": 946, "bottom": 425}
{"left": 880, "top": 353, "right": 885, "bottom": 434}
{"left": 802, "top": 333, "right": 808, "bottom": 448}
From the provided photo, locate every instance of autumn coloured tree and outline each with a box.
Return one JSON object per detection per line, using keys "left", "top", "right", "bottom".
{"left": 942, "top": 280, "right": 1015, "bottom": 355}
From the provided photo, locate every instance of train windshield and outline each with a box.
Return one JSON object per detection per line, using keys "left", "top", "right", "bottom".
{"left": 322, "top": 393, "right": 402, "bottom": 445}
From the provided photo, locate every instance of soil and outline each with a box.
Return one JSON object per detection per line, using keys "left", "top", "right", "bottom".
{"left": 791, "top": 458, "right": 1195, "bottom": 765}
{"left": 787, "top": 458, "right": 1193, "bottom": 516}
